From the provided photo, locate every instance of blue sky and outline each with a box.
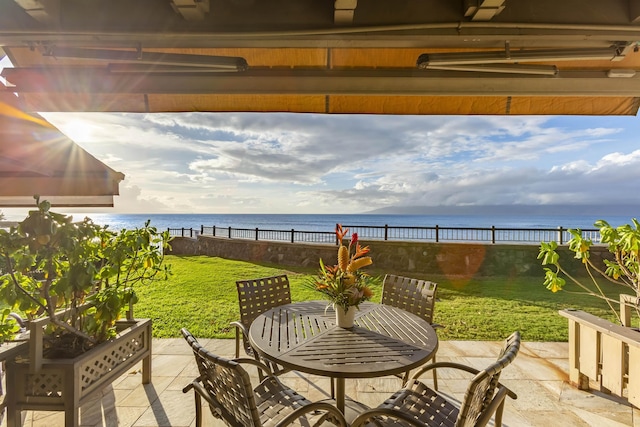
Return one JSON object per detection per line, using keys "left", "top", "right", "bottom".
{"left": 3, "top": 56, "right": 640, "bottom": 215}
{"left": 36, "top": 112, "right": 640, "bottom": 214}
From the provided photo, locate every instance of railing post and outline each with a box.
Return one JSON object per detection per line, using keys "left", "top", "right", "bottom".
{"left": 181, "top": 227, "right": 185, "bottom": 237}
{"left": 491, "top": 226, "right": 496, "bottom": 244}
{"left": 200, "top": 225, "right": 204, "bottom": 235}
{"left": 384, "top": 224, "right": 389, "bottom": 241}
{"left": 190, "top": 228, "right": 193, "bottom": 238}
{"left": 255, "top": 227, "right": 259, "bottom": 241}
{"left": 558, "top": 226, "right": 564, "bottom": 245}
{"left": 213, "top": 225, "right": 216, "bottom": 236}
{"left": 435, "top": 225, "right": 439, "bottom": 243}
{"left": 291, "top": 229, "right": 295, "bottom": 243}
{"left": 228, "top": 226, "right": 232, "bottom": 239}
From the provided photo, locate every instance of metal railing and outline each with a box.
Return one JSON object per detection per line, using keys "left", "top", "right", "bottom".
{"left": 167, "top": 224, "right": 601, "bottom": 245}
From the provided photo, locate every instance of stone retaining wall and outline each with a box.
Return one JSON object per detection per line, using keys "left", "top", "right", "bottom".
{"left": 167, "top": 235, "right": 608, "bottom": 277}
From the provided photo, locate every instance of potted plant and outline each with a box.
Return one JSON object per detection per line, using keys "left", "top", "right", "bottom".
{"left": 538, "top": 218, "right": 640, "bottom": 324}
{"left": 308, "top": 225, "right": 377, "bottom": 328}
{"left": 538, "top": 218, "right": 640, "bottom": 407}
{"left": 0, "top": 197, "right": 171, "bottom": 427}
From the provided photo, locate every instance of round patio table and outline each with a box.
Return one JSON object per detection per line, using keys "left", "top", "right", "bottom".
{"left": 248, "top": 300, "right": 439, "bottom": 415}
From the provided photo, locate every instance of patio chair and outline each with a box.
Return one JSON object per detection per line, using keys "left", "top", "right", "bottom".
{"left": 181, "top": 328, "right": 348, "bottom": 427}
{"left": 350, "top": 331, "right": 521, "bottom": 427}
{"left": 231, "top": 274, "right": 291, "bottom": 374}
{"left": 381, "top": 274, "right": 441, "bottom": 387}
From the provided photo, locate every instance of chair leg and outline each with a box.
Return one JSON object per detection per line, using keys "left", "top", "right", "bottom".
{"left": 194, "top": 390, "right": 202, "bottom": 427}
{"left": 235, "top": 329, "right": 241, "bottom": 358}
{"left": 331, "top": 377, "right": 335, "bottom": 398}
{"left": 401, "top": 371, "right": 410, "bottom": 387}
{"left": 494, "top": 400, "right": 505, "bottom": 427}
{"left": 432, "top": 354, "right": 438, "bottom": 390}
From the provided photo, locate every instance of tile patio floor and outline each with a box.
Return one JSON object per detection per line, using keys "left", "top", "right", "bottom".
{"left": 12, "top": 339, "right": 640, "bottom": 427}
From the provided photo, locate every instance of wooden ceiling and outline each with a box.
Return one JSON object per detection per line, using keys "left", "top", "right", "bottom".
{"left": 2, "top": 0, "right": 640, "bottom": 115}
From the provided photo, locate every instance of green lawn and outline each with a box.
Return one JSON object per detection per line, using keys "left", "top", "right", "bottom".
{"left": 133, "top": 255, "right": 624, "bottom": 342}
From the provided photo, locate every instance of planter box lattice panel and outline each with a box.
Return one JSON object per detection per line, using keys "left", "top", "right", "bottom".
{"left": 5, "top": 319, "right": 152, "bottom": 427}
{"left": 80, "top": 327, "right": 147, "bottom": 389}
{"left": 26, "top": 372, "right": 64, "bottom": 397}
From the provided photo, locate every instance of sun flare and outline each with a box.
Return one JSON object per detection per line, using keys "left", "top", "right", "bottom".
{"left": 62, "top": 119, "right": 96, "bottom": 142}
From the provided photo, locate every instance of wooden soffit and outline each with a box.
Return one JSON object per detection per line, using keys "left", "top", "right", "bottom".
{"left": 0, "top": 92, "right": 125, "bottom": 207}
{"left": 2, "top": 0, "right": 640, "bottom": 116}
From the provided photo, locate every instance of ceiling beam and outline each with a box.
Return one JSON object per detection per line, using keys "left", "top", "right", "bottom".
{"left": 1, "top": 23, "right": 640, "bottom": 50}
{"left": 463, "top": 0, "right": 506, "bottom": 21}
{"left": 334, "top": 0, "right": 357, "bottom": 25}
{"left": 13, "top": 0, "right": 60, "bottom": 25}
{"left": 170, "top": 0, "right": 210, "bottom": 21}
{"left": 4, "top": 67, "right": 640, "bottom": 97}
{"left": 631, "top": 0, "right": 640, "bottom": 23}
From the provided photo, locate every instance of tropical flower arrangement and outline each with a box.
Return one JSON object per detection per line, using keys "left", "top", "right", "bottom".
{"left": 310, "top": 225, "right": 377, "bottom": 313}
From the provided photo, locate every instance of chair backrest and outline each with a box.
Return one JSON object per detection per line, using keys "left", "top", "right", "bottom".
{"left": 182, "top": 328, "right": 261, "bottom": 427}
{"left": 456, "top": 331, "right": 521, "bottom": 427}
{"left": 236, "top": 275, "right": 292, "bottom": 352}
{"left": 381, "top": 274, "right": 438, "bottom": 324}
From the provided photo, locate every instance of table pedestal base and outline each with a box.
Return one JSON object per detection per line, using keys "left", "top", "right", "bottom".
{"left": 318, "top": 397, "right": 370, "bottom": 423}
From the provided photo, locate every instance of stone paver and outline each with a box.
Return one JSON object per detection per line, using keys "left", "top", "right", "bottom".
{"left": 9, "top": 338, "right": 638, "bottom": 427}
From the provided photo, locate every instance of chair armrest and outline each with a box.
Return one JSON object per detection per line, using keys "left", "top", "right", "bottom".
{"left": 183, "top": 379, "right": 223, "bottom": 418}
{"left": 275, "top": 401, "right": 349, "bottom": 427}
{"left": 351, "top": 407, "right": 425, "bottom": 427}
{"left": 230, "top": 320, "right": 248, "bottom": 336}
{"left": 234, "top": 357, "right": 276, "bottom": 378}
{"left": 352, "top": 386, "right": 516, "bottom": 427}
{"left": 409, "top": 362, "right": 518, "bottom": 400}
{"left": 474, "top": 385, "right": 516, "bottom": 426}
{"left": 230, "top": 320, "right": 248, "bottom": 357}
{"left": 410, "top": 361, "right": 481, "bottom": 381}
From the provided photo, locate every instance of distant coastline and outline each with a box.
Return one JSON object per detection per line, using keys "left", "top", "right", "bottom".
{"left": 5, "top": 211, "right": 628, "bottom": 233}
{"left": 4, "top": 205, "right": 639, "bottom": 232}
{"left": 366, "top": 204, "right": 640, "bottom": 217}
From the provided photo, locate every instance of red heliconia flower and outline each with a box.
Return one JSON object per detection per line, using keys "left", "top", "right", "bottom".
{"left": 336, "top": 224, "right": 349, "bottom": 242}
{"left": 354, "top": 244, "right": 370, "bottom": 258}
{"left": 351, "top": 232, "right": 358, "bottom": 249}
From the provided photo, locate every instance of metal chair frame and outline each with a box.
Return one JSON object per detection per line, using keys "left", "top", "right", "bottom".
{"left": 351, "top": 331, "right": 521, "bottom": 427}
{"left": 381, "top": 274, "right": 441, "bottom": 387}
{"left": 231, "top": 274, "right": 291, "bottom": 374}
{"left": 181, "top": 328, "right": 348, "bottom": 427}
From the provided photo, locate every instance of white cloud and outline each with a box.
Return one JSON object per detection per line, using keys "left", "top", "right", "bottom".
{"left": 598, "top": 150, "right": 640, "bottom": 167}
{"left": 36, "top": 112, "right": 640, "bottom": 213}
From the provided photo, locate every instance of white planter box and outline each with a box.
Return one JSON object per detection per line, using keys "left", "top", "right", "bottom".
{"left": 560, "top": 301, "right": 640, "bottom": 408}
{"left": 3, "top": 318, "right": 152, "bottom": 427}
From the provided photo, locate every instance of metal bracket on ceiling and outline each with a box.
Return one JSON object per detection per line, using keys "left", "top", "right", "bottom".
{"left": 38, "top": 45, "right": 249, "bottom": 72}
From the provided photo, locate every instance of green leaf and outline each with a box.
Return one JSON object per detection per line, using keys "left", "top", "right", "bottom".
{"left": 542, "top": 268, "right": 565, "bottom": 293}
{"left": 538, "top": 241, "right": 559, "bottom": 265}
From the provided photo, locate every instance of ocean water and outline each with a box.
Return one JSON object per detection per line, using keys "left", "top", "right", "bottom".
{"left": 37, "top": 213, "right": 635, "bottom": 232}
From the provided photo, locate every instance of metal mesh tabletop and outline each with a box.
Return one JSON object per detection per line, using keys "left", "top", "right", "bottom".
{"left": 249, "top": 301, "right": 438, "bottom": 379}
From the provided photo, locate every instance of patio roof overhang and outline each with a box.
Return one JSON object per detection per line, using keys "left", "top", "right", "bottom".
{"left": 1, "top": 0, "right": 640, "bottom": 116}
{"left": 0, "top": 93, "right": 125, "bottom": 207}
